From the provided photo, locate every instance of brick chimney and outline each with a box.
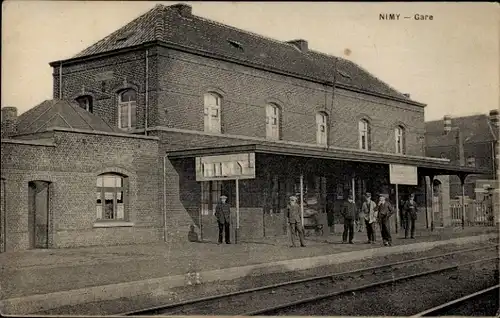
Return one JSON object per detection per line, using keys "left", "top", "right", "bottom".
{"left": 443, "top": 114, "right": 452, "bottom": 134}
{"left": 489, "top": 109, "right": 499, "bottom": 127}
{"left": 1, "top": 106, "right": 18, "bottom": 138}
{"left": 170, "top": 3, "right": 192, "bottom": 17}
{"left": 287, "top": 39, "right": 308, "bottom": 53}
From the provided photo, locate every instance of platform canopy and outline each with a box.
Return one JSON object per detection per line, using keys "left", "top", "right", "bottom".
{"left": 167, "top": 143, "right": 492, "bottom": 177}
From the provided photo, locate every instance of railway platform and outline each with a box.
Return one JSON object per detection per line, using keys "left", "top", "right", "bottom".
{"left": 0, "top": 226, "right": 497, "bottom": 315}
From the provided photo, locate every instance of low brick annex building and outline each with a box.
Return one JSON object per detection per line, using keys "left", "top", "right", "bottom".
{"left": 1, "top": 101, "right": 160, "bottom": 251}
{"left": 1, "top": 4, "right": 490, "bottom": 251}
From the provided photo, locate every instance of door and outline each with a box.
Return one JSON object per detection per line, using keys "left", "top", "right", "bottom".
{"left": 28, "top": 181, "right": 50, "bottom": 249}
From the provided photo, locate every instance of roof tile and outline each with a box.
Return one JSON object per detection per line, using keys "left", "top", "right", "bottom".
{"left": 68, "top": 4, "right": 418, "bottom": 103}
{"left": 16, "top": 100, "right": 120, "bottom": 135}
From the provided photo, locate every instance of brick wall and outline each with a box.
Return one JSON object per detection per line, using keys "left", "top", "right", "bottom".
{"left": 57, "top": 45, "right": 426, "bottom": 156}
{"left": 157, "top": 48, "right": 425, "bottom": 156}
{"left": 53, "top": 48, "right": 159, "bottom": 129}
{"left": 1, "top": 130, "right": 160, "bottom": 251}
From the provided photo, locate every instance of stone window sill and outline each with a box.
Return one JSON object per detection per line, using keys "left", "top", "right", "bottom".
{"left": 93, "top": 221, "right": 134, "bottom": 228}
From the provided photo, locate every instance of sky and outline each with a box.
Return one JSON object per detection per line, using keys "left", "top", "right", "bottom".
{"left": 2, "top": 1, "right": 499, "bottom": 121}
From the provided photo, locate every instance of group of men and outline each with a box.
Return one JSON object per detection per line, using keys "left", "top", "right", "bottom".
{"left": 213, "top": 192, "right": 418, "bottom": 247}
{"left": 286, "top": 192, "right": 419, "bottom": 248}
{"left": 341, "top": 192, "right": 416, "bottom": 246}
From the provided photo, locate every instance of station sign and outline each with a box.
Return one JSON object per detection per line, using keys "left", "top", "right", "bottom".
{"left": 195, "top": 153, "right": 256, "bottom": 181}
{"left": 389, "top": 164, "right": 418, "bottom": 185}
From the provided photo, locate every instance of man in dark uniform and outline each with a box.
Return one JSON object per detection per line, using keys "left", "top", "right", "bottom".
{"left": 402, "top": 193, "right": 418, "bottom": 239}
{"left": 215, "top": 195, "right": 231, "bottom": 244}
{"left": 376, "top": 195, "right": 395, "bottom": 246}
{"left": 341, "top": 195, "right": 357, "bottom": 244}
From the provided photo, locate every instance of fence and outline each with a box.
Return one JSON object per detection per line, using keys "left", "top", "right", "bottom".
{"left": 450, "top": 199, "right": 495, "bottom": 227}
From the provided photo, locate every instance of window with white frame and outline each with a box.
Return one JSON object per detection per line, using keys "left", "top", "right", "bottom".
{"left": 467, "top": 156, "right": 476, "bottom": 167}
{"left": 76, "top": 95, "right": 93, "bottom": 113}
{"left": 96, "top": 174, "right": 126, "bottom": 221}
{"left": 266, "top": 104, "right": 280, "bottom": 140}
{"left": 358, "top": 119, "right": 370, "bottom": 150}
{"left": 395, "top": 125, "right": 405, "bottom": 154}
{"left": 118, "top": 89, "right": 137, "bottom": 129}
{"left": 316, "top": 112, "right": 328, "bottom": 145}
{"left": 204, "top": 93, "right": 222, "bottom": 133}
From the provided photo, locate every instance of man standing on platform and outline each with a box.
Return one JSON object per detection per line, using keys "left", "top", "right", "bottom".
{"left": 402, "top": 193, "right": 418, "bottom": 239}
{"left": 215, "top": 195, "right": 231, "bottom": 244}
{"left": 376, "top": 195, "right": 395, "bottom": 246}
{"left": 361, "top": 192, "right": 377, "bottom": 244}
{"left": 287, "top": 196, "right": 306, "bottom": 247}
{"left": 342, "top": 195, "right": 357, "bottom": 244}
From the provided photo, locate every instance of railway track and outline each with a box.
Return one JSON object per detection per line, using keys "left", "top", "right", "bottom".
{"left": 412, "top": 284, "right": 500, "bottom": 317}
{"left": 120, "top": 244, "right": 498, "bottom": 316}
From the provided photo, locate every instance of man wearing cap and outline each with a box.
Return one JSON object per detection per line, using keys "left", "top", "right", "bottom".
{"left": 361, "top": 192, "right": 377, "bottom": 244}
{"left": 375, "top": 195, "right": 395, "bottom": 246}
{"left": 215, "top": 195, "right": 231, "bottom": 244}
{"left": 286, "top": 196, "right": 306, "bottom": 247}
{"left": 402, "top": 193, "right": 418, "bottom": 239}
{"left": 341, "top": 194, "right": 357, "bottom": 244}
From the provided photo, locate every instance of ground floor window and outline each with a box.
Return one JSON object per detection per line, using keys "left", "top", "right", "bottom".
{"left": 96, "top": 174, "right": 126, "bottom": 221}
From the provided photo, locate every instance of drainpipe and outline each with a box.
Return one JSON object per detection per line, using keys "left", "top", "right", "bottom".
{"left": 1, "top": 178, "right": 6, "bottom": 253}
{"left": 144, "top": 49, "right": 149, "bottom": 135}
{"left": 163, "top": 154, "right": 168, "bottom": 242}
{"left": 59, "top": 62, "right": 63, "bottom": 99}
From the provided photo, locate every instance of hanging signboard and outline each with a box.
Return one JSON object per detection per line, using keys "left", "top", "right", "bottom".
{"left": 389, "top": 164, "right": 418, "bottom": 185}
{"left": 195, "top": 153, "right": 256, "bottom": 181}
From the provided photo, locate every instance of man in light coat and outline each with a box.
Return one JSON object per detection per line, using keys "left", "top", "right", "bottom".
{"left": 361, "top": 192, "right": 377, "bottom": 244}
{"left": 287, "top": 196, "right": 306, "bottom": 247}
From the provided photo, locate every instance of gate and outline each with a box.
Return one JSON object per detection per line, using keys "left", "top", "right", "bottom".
{"left": 450, "top": 199, "right": 494, "bottom": 227}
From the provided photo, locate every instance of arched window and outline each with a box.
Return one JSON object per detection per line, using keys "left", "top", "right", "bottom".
{"left": 76, "top": 95, "right": 93, "bottom": 113}
{"left": 358, "top": 119, "right": 370, "bottom": 150}
{"left": 118, "top": 89, "right": 137, "bottom": 129}
{"left": 316, "top": 112, "right": 328, "bottom": 145}
{"left": 96, "top": 174, "right": 126, "bottom": 221}
{"left": 204, "top": 92, "right": 222, "bottom": 133}
{"left": 266, "top": 103, "right": 280, "bottom": 140}
{"left": 395, "top": 125, "right": 405, "bottom": 154}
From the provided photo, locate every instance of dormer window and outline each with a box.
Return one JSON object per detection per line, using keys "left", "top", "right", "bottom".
{"left": 338, "top": 71, "right": 351, "bottom": 79}
{"left": 227, "top": 40, "right": 244, "bottom": 51}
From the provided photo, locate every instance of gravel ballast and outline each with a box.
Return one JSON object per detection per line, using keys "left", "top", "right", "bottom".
{"left": 33, "top": 241, "right": 498, "bottom": 315}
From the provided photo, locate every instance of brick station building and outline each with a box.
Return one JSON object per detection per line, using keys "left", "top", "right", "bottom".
{"left": 0, "top": 3, "right": 491, "bottom": 251}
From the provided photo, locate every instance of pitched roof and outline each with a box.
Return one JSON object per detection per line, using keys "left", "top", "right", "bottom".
{"left": 425, "top": 114, "right": 498, "bottom": 147}
{"left": 66, "top": 4, "right": 419, "bottom": 104}
{"left": 16, "top": 99, "right": 120, "bottom": 135}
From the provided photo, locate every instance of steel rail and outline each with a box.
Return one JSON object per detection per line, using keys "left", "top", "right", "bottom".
{"left": 243, "top": 256, "right": 499, "bottom": 316}
{"left": 120, "top": 244, "right": 498, "bottom": 316}
{"left": 410, "top": 284, "right": 500, "bottom": 317}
